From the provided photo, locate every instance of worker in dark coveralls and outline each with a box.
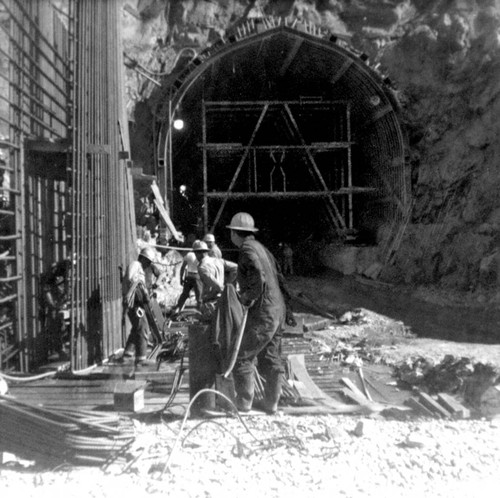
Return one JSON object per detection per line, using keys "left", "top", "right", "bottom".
{"left": 39, "top": 258, "right": 73, "bottom": 361}
{"left": 227, "top": 212, "right": 286, "bottom": 414}
{"left": 122, "top": 246, "right": 160, "bottom": 365}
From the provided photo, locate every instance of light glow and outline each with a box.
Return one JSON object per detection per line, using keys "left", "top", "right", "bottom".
{"left": 173, "top": 119, "right": 184, "bottom": 130}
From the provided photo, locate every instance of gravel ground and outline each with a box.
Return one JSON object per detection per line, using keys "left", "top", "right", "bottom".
{"left": 2, "top": 274, "right": 499, "bottom": 497}
{"left": 1, "top": 412, "right": 499, "bottom": 498}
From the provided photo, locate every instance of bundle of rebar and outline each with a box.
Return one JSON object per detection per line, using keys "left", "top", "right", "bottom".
{"left": 70, "top": 0, "right": 136, "bottom": 369}
{"left": 0, "top": 396, "right": 135, "bottom": 466}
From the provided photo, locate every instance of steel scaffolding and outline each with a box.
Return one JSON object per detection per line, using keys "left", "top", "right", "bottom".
{"left": 200, "top": 100, "right": 374, "bottom": 235}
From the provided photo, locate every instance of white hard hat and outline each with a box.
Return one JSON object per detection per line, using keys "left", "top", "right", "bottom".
{"left": 139, "top": 246, "right": 156, "bottom": 262}
{"left": 226, "top": 212, "right": 258, "bottom": 232}
{"left": 203, "top": 233, "right": 215, "bottom": 242}
{"left": 192, "top": 240, "right": 209, "bottom": 252}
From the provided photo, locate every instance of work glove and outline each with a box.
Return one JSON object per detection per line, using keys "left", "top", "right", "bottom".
{"left": 238, "top": 292, "right": 255, "bottom": 309}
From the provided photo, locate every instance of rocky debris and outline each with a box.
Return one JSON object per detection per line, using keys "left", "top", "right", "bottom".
{"left": 394, "top": 354, "right": 499, "bottom": 397}
{"left": 1, "top": 414, "right": 499, "bottom": 497}
{"left": 122, "top": 1, "right": 500, "bottom": 295}
{"left": 479, "top": 385, "right": 500, "bottom": 419}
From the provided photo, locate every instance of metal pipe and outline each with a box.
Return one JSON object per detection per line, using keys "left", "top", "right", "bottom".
{"left": 0, "top": 39, "right": 68, "bottom": 100}
{"left": 0, "top": 0, "right": 71, "bottom": 71}
{"left": 0, "top": 94, "right": 64, "bottom": 138}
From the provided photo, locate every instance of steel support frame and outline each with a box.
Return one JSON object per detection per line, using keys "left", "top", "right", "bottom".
{"left": 201, "top": 100, "right": 355, "bottom": 234}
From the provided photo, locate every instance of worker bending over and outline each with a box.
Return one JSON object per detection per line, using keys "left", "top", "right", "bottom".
{"left": 227, "top": 212, "right": 286, "bottom": 414}
{"left": 193, "top": 240, "right": 237, "bottom": 320}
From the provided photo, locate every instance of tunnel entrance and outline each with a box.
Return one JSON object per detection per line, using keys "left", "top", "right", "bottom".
{"left": 156, "top": 19, "right": 408, "bottom": 254}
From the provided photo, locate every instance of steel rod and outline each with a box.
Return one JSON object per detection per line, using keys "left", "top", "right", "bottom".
{"left": 0, "top": 39, "right": 67, "bottom": 100}
{"left": 0, "top": 71, "right": 67, "bottom": 123}
{"left": 204, "top": 188, "right": 376, "bottom": 198}
{"left": 0, "top": 0, "right": 70, "bottom": 70}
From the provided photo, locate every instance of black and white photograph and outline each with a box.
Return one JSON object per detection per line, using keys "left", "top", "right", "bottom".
{"left": 0, "top": 1, "right": 499, "bottom": 496}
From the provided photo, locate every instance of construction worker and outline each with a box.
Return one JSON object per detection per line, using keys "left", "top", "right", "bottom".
{"left": 227, "top": 212, "right": 286, "bottom": 414}
{"left": 193, "top": 240, "right": 237, "bottom": 320}
{"left": 39, "top": 258, "right": 73, "bottom": 362}
{"left": 171, "top": 244, "right": 202, "bottom": 316}
{"left": 121, "top": 246, "right": 160, "bottom": 365}
{"left": 203, "top": 233, "right": 222, "bottom": 259}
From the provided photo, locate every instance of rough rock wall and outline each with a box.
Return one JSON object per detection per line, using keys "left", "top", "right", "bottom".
{"left": 122, "top": 0, "right": 500, "bottom": 299}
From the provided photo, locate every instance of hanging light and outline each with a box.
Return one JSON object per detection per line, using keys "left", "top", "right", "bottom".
{"left": 173, "top": 118, "right": 184, "bottom": 130}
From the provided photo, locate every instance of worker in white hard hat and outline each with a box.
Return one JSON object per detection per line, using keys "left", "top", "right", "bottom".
{"left": 171, "top": 242, "right": 202, "bottom": 317}
{"left": 193, "top": 239, "right": 237, "bottom": 320}
{"left": 121, "top": 246, "right": 161, "bottom": 365}
{"left": 226, "top": 212, "right": 286, "bottom": 414}
{"left": 203, "top": 233, "right": 222, "bottom": 259}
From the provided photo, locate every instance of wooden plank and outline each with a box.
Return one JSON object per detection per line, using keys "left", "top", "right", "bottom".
{"left": 437, "top": 393, "right": 470, "bottom": 419}
{"left": 302, "top": 318, "right": 331, "bottom": 332}
{"left": 151, "top": 182, "right": 183, "bottom": 242}
{"left": 418, "top": 392, "right": 452, "bottom": 419}
{"left": 288, "top": 380, "right": 310, "bottom": 400}
{"left": 404, "top": 397, "right": 435, "bottom": 418}
{"left": 288, "top": 354, "right": 327, "bottom": 400}
{"left": 281, "top": 404, "right": 370, "bottom": 416}
{"left": 341, "top": 377, "right": 369, "bottom": 402}
{"left": 339, "top": 387, "right": 369, "bottom": 406}
{"left": 287, "top": 354, "right": 357, "bottom": 410}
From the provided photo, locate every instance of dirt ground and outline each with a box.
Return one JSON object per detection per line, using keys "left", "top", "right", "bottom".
{"left": 287, "top": 271, "right": 500, "bottom": 359}
{"left": 1, "top": 271, "right": 500, "bottom": 497}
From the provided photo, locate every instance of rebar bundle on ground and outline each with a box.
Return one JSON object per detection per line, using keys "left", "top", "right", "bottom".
{"left": 0, "top": 395, "right": 135, "bottom": 466}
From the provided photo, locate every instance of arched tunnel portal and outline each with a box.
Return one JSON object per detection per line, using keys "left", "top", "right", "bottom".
{"left": 156, "top": 20, "right": 408, "bottom": 254}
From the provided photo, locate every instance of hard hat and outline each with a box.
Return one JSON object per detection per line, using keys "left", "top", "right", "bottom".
{"left": 203, "top": 233, "right": 215, "bottom": 242}
{"left": 192, "top": 240, "right": 209, "bottom": 252}
{"left": 140, "top": 246, "right": 156, "bottom": 262}
{"left": 226, "top": 212, "right": 258, "bottom": 232}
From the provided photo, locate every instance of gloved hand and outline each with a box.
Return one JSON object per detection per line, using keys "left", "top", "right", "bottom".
{"left": 238, "top": 292, "right": 255, "bottom": 308}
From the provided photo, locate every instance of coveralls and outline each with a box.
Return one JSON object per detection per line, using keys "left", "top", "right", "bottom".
{"left": 122, "top": 260, "right": 151, "bottom": 360}
{"left": 233, "top": 235, "right": 286, "bottom": 412}
{"left": 39, "top": 260, "right": 72, "bottom": 361}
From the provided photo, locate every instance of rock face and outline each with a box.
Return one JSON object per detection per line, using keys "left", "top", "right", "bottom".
{"left": 123, "top": 0, "right": 500, "bottom": 299}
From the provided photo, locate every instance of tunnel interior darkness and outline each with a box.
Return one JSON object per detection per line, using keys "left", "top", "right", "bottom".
{"left": 159, "top": 25, "right": 408, "bottom": 251}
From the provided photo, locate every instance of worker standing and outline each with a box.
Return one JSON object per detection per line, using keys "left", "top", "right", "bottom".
{"left": 39, "top": 258, "right": 73, "bottom": 362}
{"left": 227, "top": 212, "right": 286, "bottom": 414}
{"left": 193, "top": 240, "right": 237, "bottom": 320}
{"left": 121, "top": 247, "right": 159, "bottom": 365}
{"left": 171, "top": 246, "right": 202, "bottom": 316}
{"left": 203, "top": 233, "right": 222, "bottom": 259}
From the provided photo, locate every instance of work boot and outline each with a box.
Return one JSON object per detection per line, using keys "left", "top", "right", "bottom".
{"left": 233, "top": 370, "right": 255, "bottom": 412}
{"left": 255, "top": 371, "right": 282, "bottom": 415}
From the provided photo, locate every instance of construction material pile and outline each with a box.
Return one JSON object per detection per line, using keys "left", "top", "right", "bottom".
{"left": 394, "top": 354, "right": 500, "bottom": 416}
{"left": 0, "top": 396, "right": 135, "bottom": 466}
{"left": 394, "top": 355, "right": 498, "bottom": 395}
